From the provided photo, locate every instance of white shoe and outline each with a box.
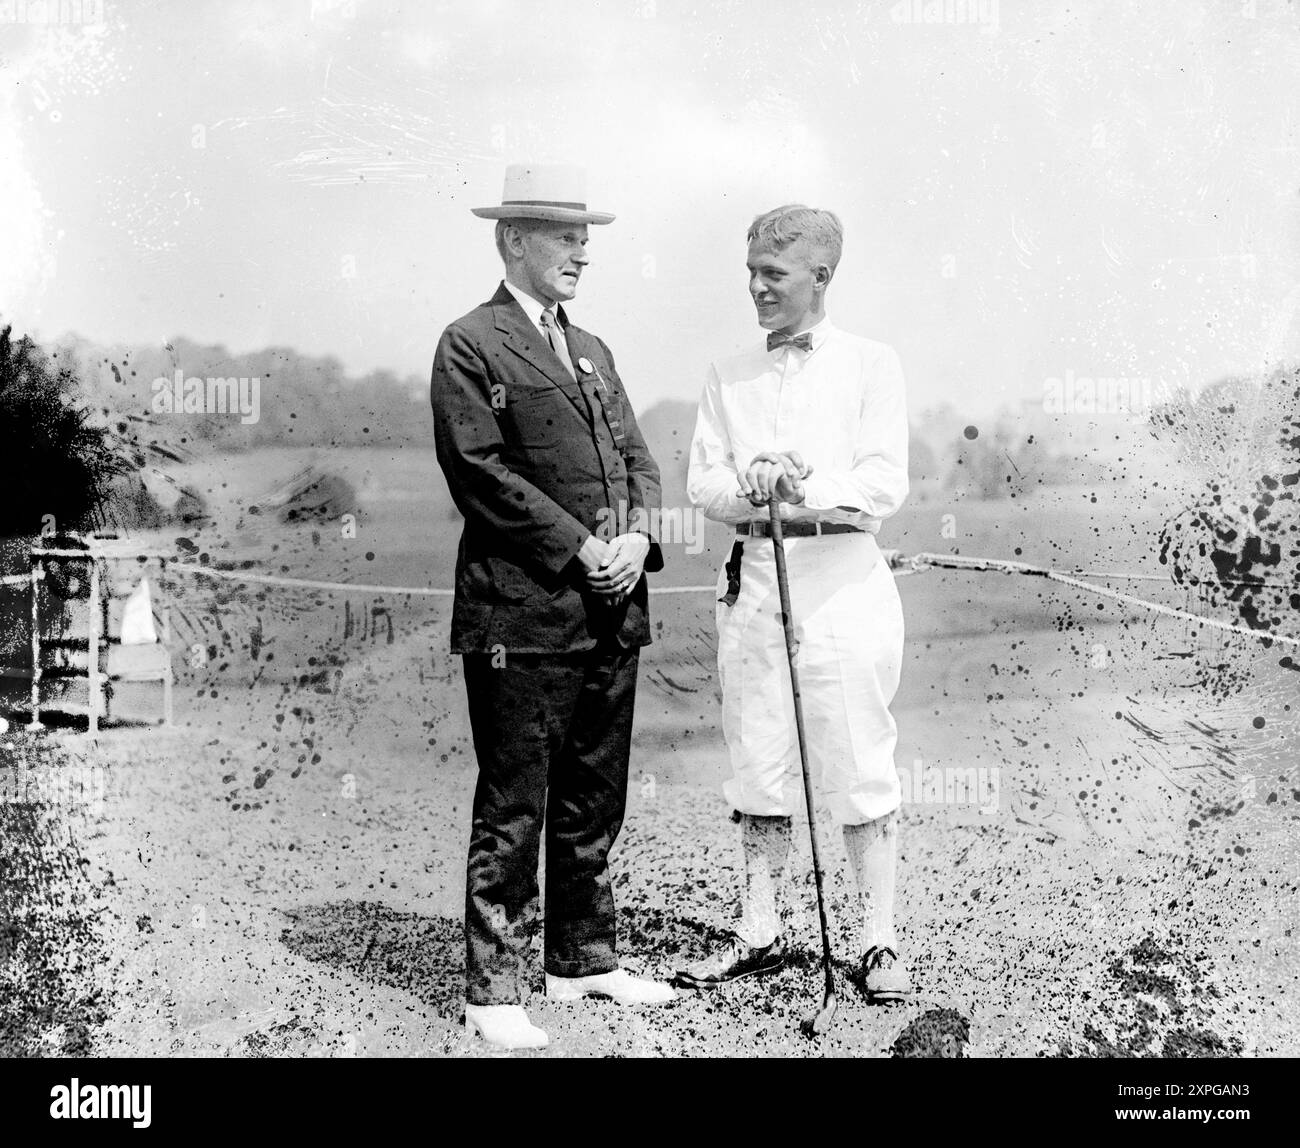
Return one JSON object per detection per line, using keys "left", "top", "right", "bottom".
{"left": 546, "top": 967, "right": 676, "bottom": 1006}
{"left": 463, "top": 1003, "right": 548, "bottom": 1050}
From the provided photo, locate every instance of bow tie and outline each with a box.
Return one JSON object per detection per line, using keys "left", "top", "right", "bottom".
{"left": 767, "top": 331, "right": 813, "bottom": 353}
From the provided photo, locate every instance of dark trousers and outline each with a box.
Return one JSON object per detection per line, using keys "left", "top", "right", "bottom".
{"left": 461, "top": 643, "right": 639, "bottom": 1005}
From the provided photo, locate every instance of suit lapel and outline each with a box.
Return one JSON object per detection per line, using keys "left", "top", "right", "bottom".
{"left": 489, "top": 285, "right": 590, "bottom": 422}
{"left": 564, "top": 319, "right": 629, "bottom": 451}
{"left": 561, "top": 321, "right": 606, "bottom": 389}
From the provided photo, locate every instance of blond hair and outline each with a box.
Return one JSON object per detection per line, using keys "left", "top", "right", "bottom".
{"left": 747, "top": 204, "right": 843, "bottom": 272}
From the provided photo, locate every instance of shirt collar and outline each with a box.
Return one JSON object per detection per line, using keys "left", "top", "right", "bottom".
{"left": 769, "top": 314, "right": 834, "bottom": 355}
{"left": 800, "top": 315, "right": 833, "bottom": 351}
{"left": 502, "top": 278, "right": 560, "bottom": 334}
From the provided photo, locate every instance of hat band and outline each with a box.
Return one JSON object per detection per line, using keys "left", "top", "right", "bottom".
{"left": 502, "top": 199, "right": 589, "bottom": 210}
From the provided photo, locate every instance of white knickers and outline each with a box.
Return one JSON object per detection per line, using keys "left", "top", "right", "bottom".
{"left": 715, "top": 530, "right": 904, "bottom": 825}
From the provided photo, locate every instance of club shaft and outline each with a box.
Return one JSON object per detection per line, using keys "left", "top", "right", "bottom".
{"left": 768, "top": 501, "right": 836, "bottom": 991}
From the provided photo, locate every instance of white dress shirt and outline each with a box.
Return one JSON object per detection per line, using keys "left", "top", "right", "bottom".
{"left": 502, "top": 278, "right": 558, "bottom": 338}
{"left": 687, "top": 317, "right": 910, "bottom": 531}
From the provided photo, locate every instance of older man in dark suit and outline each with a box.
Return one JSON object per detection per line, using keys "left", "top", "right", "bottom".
{"left": 431, "top": 164, "right": 674, "bottom": 1049}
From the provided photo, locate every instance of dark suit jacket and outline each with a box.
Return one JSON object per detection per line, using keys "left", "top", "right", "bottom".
{"left": 431, "top": 282, "right": 663, "bottom": 653}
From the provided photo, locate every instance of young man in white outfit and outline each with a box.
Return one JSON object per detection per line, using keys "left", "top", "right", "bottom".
{"left": 677, "top": 204, "right": 912, "bottom": 1001}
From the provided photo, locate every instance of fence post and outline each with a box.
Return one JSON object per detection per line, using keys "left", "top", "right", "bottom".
{"left": 160, "top": 557, "right": 173, "bottom": 727}
{"left": 88, "top": 557, "right": 100, "bottom": 737}
{"left": 27, "top": 552, "right": 42, "bottom": 730}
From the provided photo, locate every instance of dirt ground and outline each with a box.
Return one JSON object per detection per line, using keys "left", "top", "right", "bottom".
{"left": 2, "top": 599, "right": 1296, "bottom": 1059}
{"left": 2, "top": 450, "right": 1296, "bottom": 1058}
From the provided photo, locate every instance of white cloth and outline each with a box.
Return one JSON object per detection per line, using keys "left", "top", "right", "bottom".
{"left": 120, "top": 577, "right": 158, "bottom": 645}
{"left": 714, "top": 532, "right": 905, "bottom": 823}
{"left": 688, "top": 320, "right": 910, "bottom": 824}
{"left": 687, "top": 317, "right": 909, "bottom": 530}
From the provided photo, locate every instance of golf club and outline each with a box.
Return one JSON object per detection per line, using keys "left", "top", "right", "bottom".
{"left": 767, "top": 497, "right": 838, "bottom": 1037}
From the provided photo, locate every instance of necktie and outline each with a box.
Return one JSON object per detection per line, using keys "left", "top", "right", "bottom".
{"left": 539, "top": 310, "right": 577, "bottom": 380}
{"left": 766, "top": 331, "right": 813, "bottom": 353}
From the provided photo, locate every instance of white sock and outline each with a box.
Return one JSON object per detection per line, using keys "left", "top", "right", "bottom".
{"left": 736, "top": 814, "right": 792, "bottom": 947}
{"left": 843, "top": 811, "right": 900, "bottom": 954}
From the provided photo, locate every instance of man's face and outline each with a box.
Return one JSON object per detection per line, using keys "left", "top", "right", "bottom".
{"left": 509, "top": 221, "right": 590, "bottom": 305}
{"left": 747, "top": 238, "right": 826, "bottom": 334}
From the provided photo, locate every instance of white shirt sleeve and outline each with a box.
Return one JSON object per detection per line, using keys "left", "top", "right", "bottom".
{"left": 799, "top": 344, "right": 910, "bottom": 520}
{"left": 687, "top": 363, "right": 754, "bottom": 524}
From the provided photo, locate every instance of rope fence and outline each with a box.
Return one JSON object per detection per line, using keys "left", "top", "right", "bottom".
{"left": 10, "top": 544, "right": 1287, "bottom": 736}
{"left": 906, "top": 552, "right": 1300, "bottom": 649}
{"left": 160, "top": 552, "right": 1300, "bottom": 650}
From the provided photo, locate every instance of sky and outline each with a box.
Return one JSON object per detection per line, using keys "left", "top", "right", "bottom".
{"left": 2, "top": 0, "right": 1298, "bottom": 418}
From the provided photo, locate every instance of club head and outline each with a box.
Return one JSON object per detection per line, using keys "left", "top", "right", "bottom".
{"left": 799, "top": 991, "right": 838, "bottom": 1038}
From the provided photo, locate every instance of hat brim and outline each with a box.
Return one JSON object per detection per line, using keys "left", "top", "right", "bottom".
{"left": 471, "top": 205, "right": 615, "bottom": 224}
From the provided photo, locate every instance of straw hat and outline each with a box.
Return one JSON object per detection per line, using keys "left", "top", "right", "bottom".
{"left": 471, "top": 163, "right": 615, "bottom": 225}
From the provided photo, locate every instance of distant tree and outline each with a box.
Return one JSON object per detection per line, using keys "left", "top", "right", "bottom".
{"left": 908, "top": 434, "right": 938, "bottom": 486}
{"left": 0, "top": 324, "right": 129, "bottom": 538}
{"left": 944, "top": 424, "right": 1017, "bottom": 499}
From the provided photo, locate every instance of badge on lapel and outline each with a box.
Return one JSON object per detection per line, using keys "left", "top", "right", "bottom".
{"left": 577, "top": 356, "right": 594, "bottom": 375}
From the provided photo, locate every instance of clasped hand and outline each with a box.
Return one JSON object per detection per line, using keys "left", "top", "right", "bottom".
{"left": 738, "top": 450, "right": 814, "bottom": 506}
{"left": 580, "top": 532, "right": 650, "bottom": 603}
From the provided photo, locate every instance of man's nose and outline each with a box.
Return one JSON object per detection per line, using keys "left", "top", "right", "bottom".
{"left": 572, "top": 247, "right": 590, "bottom": 265}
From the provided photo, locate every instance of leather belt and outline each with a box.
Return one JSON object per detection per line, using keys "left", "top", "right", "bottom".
{"left": 736, "top": 521, "right": 862, "bottom": 538}
{"left": 720, "top": 522, "right": 865, "bottom": 607}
